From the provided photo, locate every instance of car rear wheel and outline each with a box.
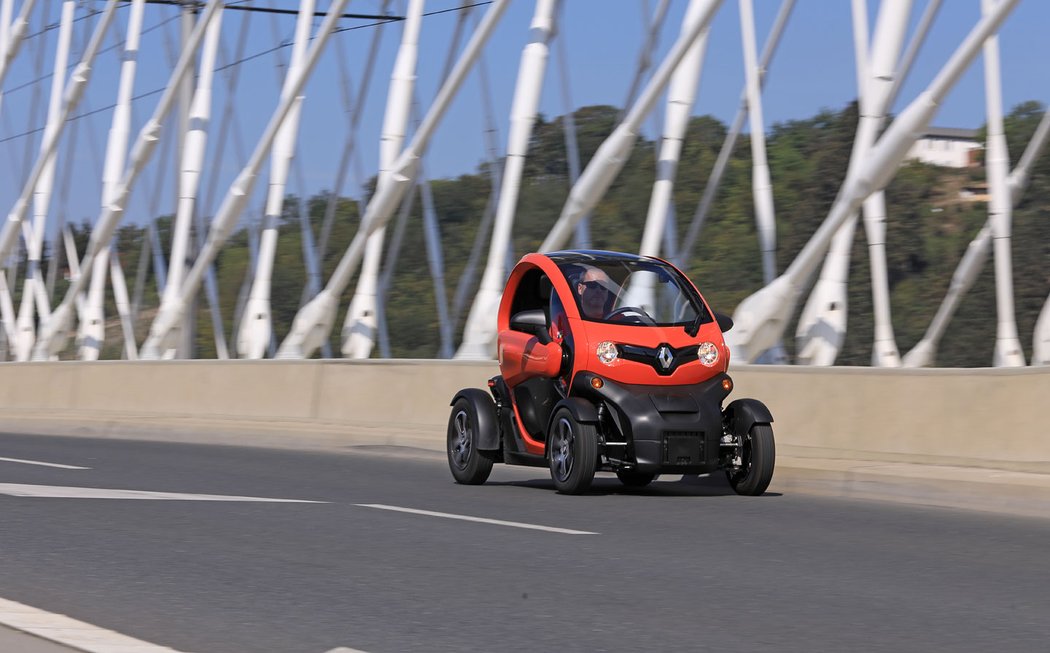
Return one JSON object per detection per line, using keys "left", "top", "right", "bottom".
{"left": 726, "top": 424, "right": 775, "bottom": 496}
{"left": 447, "top": 397, "right": 495, "bottom": 485}
{"left": 616, "top": 470, "right": 657, "bottom": 488}
{"left": 548, "top": 408, "right": 598, "bottom": 495}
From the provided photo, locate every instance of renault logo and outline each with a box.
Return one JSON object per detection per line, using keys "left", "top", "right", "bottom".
{"left": 657, "top": 345, "right": 673, "bottom": 370}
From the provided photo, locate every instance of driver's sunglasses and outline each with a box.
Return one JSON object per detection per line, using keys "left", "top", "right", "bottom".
{"left": 579, "top": 280, "right": 609, "bottom": 295}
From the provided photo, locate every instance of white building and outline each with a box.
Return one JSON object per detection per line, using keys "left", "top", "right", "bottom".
{"left": 906, "top": 127, "right": 982, "bottom": 168}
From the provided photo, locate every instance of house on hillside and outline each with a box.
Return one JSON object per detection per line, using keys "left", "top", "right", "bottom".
{"left": 905, "top": 127, "right": 982, "bottom": 168}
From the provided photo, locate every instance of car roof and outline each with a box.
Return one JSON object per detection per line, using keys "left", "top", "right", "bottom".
{"left": 545, "top": 249, "right": 657, "bottom": 265}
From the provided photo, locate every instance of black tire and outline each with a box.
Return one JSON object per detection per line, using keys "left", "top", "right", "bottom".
{"left": 616, "top": 470, "right": 657, "bottom": 488}
{"left": 547, "top": 408, "right": 598, "bottom": 495}
{"left": 726, "top": 424, "right": 775, "bottom": 496}
{"left": 447, "top": 397, "right": 495, "bottom": 485}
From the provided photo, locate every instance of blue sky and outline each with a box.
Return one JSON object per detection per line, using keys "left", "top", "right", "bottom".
{"left": 1, "top": 0, "right": 1048, "bottom": 236}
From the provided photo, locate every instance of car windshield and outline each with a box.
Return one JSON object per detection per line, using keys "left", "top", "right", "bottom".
{"left": 556, "top": 258, "right": 709, "bottom": 327}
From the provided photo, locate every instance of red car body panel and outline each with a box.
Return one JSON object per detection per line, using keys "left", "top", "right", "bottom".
{"left": 497, "top": 330, "right": 562, "bottom": 388}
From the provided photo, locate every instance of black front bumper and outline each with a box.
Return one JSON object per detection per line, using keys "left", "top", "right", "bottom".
{"left": 571, "top": 372, "right": 732, "bottom": 475}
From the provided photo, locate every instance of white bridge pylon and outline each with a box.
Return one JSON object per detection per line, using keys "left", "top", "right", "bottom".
{"left": 0, "top": 0, "right": 1045, "bottom": 367}
{"left": 725, "top": 0, "right": 1023, "bottom": 363}
{"left": 795, "top": 0, "right": 915, "bottom": 368}
{"left": 342, "top": 0, "right": 423, "bottom": 361}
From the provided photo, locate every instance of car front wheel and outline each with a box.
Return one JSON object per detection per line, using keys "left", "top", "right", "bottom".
{"left": 726, "top": 423, "right": 775, "bottom": 496}
{"left": 547, "top": 408, "right": 598, "bottom": 495}
{"left": 447, "top": 397, "right": 495, "bottom": 485}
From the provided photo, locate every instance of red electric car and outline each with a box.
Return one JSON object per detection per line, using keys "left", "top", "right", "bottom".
{"left": 447, "top": 250, "right": 774, "bottom": 495}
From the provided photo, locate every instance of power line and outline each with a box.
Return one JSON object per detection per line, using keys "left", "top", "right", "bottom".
{"left": 333, "top": 1, "right": 493, "bottom": 35}
{"left": 0, "top": 0, "right": 493, "bottom": 146}
{"left": 4, "top": 13, "right": 183, "bottom": 96}
{"left": 22, "top": 5, "right": 106, "bottom": 41}
{"left": 143, "top": 0, "right": 404, "bottom": 22}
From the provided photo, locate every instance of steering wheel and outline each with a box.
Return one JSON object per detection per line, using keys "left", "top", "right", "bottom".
{"left": 604, "top": 305, "right": 657, "bottom": 326}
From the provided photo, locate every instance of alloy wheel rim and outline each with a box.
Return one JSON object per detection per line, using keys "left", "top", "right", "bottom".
{"left": 552, "top": 417, "right": 575, "bottom": 482}
{"left": 451, "top": 410, "right": 471, "bottom": 469}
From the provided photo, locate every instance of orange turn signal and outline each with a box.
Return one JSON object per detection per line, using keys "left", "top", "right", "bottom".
{"left": 590, "top": 377, "right": 604, "bottom": 389}
{"left": 721, "top": 378, "right": 733, "bottom": 392}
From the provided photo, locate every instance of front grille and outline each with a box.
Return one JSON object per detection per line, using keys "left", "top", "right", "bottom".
{"left": 619, "top": 343, "right": 700, "bottom": 376}
{"left": 662, "top": 430, "right": 704, "bottom": 466}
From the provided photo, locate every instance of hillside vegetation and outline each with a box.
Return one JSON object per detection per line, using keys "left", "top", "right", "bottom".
{"left": 36, "top": 100, "right": 1050, "bottom": 367}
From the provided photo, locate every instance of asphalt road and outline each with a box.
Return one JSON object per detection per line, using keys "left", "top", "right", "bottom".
{"left": 1, "top": 432, "right": 1049, "bottom": 653}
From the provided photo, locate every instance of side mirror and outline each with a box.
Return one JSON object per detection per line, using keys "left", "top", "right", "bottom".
{"left": 714, "top": 312, "right": 734, "bottom": 333}
{"left": 510, "top": 309, "right": 551, "bottom": 344}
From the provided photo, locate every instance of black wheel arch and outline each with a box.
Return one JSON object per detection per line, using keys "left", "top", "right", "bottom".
{"left": 723, "top": 397, "right": 774, "bottom": 435}
{"left": 546, "top": 396, "right": 596, "bottom": 447}
{"left": 450, "top": 388, "right": 501, "bottom": 451}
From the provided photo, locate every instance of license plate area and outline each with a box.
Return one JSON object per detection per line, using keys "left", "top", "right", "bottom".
{"left": 662, "top": 431, "right": 703, "bottom": 466}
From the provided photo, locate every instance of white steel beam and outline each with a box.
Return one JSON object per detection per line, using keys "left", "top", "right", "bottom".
{"left": 231, "top": 217, "right": 261, "bottom": 356}
{"left": 796, "top": 0, "right": 911, "bottom": 367}
{"left": 139, "top": 0, "right": 350, "bottom": 360}
{"left": 0, "top": 0, "right": 11, "bottom": 116}
{"left": 195, "top": 207, "right": 229, "bottom": 359}
{"left": 622, "top": 0, "right": 713, "bottom": 315}
{"left": 0, "top": 269, "right": 14, "bottom": 345}
{"left": 449, "top": 18, "right": 504, "bottom": 335}
{"left": 738, "top": 0, "right": 789, "bottom": 364}
{"left": 794, "top": 0, "right": 869, "bottom": 367}
{"left": 31, "top": 0, "right": 224, "bottom": 361}
{"left": 456, "top": 0, "right": 556, "bottom": 359}
{"left": 0, "top": 0, "right": 119, "bottom": 282}
{"left": 641, "top": 0, "right": 712, "bottom": 260}
{"left": 0, "top": 0, "right": 37, "bottom": 95}
{"left": 885, "top": 0, "right": 943, "bottom": 111}
{"left": 279, "top": 0, "right": 510, "bottom": 359}
{"left": 236, "top": 0, "right": 314, "bottom": 360}
{"left": 79, "top": 0, "right": 146, "bottom": 361}
{"left": 376, "top": 181, "right": 418, "bottom": 358}
{"left": 316, "top": 5, "right": 389, "bottom": 278}
{"left": 418, "top": 158, "right": 454, "bottom": 358}
{"left": 864, "top": 0, "right": 911, "bottom": 368}
{"left": 539, "top": 0, "right": 724, "bottom": 252}
{"left": 739, "top": 0, "right": 776, "bottom": 285}
{"left": 108, "top": 243, "right": 136, "bottom": 359}
{"left": 621, "top": 0, "right": 670, "bottom": 119}
{"left": 342, "top": 0, "right": 424, "bottom": 360}
{"left": 677, "top": 0, "right": 795, "bottom": 267}
{"left": 981, "top": 0, "right": 1024, "bottom": 367}
{"left": 382, "top": 6, "right": 472, "bottom": 360}
{"left": 725, "top": 0, "right": 1020, "bottom": 363}
{"left": 795, "top": 0, "right": 871, "bottom": 367}
{"left": 1008, "top": 108, "right": 1050, "bottom": 202}
{"left": 1022, "top": 109, "right": 1050, "bottom": 365}
{"left": 12, "top": 0, "right": 74, "bottom": 361}
{"left": 554, "top": 26, "right": 588, "bottom": 249}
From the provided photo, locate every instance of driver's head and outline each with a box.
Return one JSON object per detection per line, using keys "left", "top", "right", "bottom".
{"left": 576, "top": 265, "right": 616, "bottom": 319}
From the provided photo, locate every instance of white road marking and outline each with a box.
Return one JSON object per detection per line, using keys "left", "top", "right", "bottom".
{"left": 0, "top": 596, "right": 189, "bottom": 652}
{"left": 355, "top": 503, "right": 598, "bottom": 535}
{"left": 0, "top": 483, "right": 327, "bottom": 502}
{"left": 0, "top": 456, "right": 90, "bottom": 470}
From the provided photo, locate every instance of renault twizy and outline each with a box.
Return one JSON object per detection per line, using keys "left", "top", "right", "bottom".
{"left": 447, "top": 250, "right": 775, "bottom": 495}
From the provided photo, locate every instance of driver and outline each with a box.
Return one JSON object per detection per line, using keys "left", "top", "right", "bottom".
{"left": 575, "top": 265, "right": 618, "bottom": 320}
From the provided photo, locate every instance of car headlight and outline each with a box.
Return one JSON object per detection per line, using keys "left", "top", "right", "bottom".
{"left": 596, "top": 341, "right": 619, "bottom": 365}
{"left": 697, "top": 341, "right": 719, "bottom": 366}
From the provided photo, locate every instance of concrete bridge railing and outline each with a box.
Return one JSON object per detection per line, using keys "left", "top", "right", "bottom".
{"left": 1, "top": 360, "right": 1047, "bottom": 473}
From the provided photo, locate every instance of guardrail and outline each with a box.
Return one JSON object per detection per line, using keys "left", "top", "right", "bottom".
{"left": 1, "top": 360, "right": 1047, "bottom": 472}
